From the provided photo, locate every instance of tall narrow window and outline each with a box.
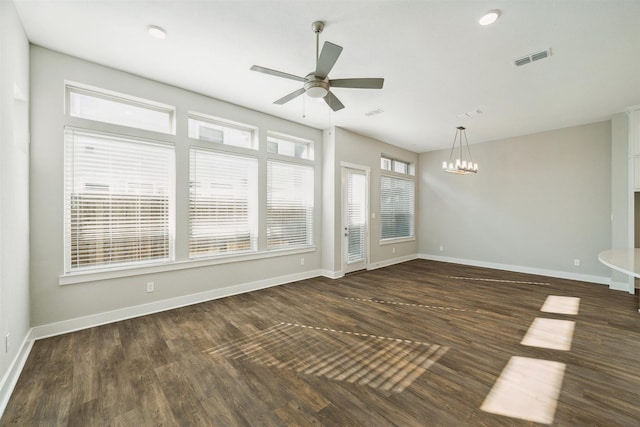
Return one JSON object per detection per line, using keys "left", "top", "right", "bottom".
{"left": 64, "top": 128, "right": 174, "bottom": 272}
{"left": 267, "top": 161, "right": 314, "bottom": 249}
{"left": 380, "top": 175, "right": 415, "bottom": 240}
{"left": 189, "top": 149, "right": 258, "bottom": 257}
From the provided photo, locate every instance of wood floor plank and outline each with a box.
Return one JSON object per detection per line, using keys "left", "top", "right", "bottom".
{"left": 2, "top": 259, "right": 640, "bottom": 426}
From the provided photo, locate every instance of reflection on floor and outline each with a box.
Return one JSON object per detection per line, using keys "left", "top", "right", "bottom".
{"left": 206, "top": 322, "right": 449, "bottom": 393}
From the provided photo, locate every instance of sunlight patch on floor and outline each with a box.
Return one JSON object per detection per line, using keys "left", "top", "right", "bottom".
{"left": 481, "top": 356, "right": 566, "bottom": 424}
{"left": 520, "top": 317, "right": 575, "bottom": 351}
{"left": 206, "top": 322, "right": 448, "bottom": 393}
{"left": 540, "top": 295, "right": 580, "bottom": 315}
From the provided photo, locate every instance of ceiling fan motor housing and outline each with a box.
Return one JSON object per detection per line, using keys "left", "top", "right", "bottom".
{"left": 304, "top": 74, "right": 330, "bottom": 98}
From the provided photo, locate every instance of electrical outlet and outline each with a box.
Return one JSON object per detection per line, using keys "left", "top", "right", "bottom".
{"left": 5, "top": 333, "right": 9, "bottom": 352}
{"left": 573, "top": 259, "right": 581, "bottom": 267}
{"left": 147, "top": 281, "right": 155, "bottom": 293}
{"left": 439, "top": 245, "right": 444, "bottom": 252}
{"left": 300, "top": 257, "right": 305, "bottom": 266}
{"left": 392, "top": 247, "right": 396, "bottom": 254}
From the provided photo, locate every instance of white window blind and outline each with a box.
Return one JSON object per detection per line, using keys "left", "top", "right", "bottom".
{"left": 267, "top": 161, "right": 314, "bottom": 249}
{"left": 64, "top": 128, "right": 174, "bottom": 272}
{"left": 346, "top": 169, "right": 366, "bottom": 263}
{"left": 189, "top": 149, "right": 258, "bottom": 257}
{"left": 380, "top": 175, "right": 415, "bottom": 240}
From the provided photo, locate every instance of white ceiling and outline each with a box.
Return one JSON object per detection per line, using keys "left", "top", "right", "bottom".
{"left": 13, "top": 0, "right": 640, "bottom": 153}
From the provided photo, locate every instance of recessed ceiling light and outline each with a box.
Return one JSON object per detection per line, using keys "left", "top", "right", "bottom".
{"left": 479, "top": 9, "right": 501, "bottom": 26}
{"left": 147, "top": 25, "right": 167, "bottom": 39}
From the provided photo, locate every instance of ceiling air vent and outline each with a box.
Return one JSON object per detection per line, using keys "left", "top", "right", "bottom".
{"left": 514, "top": 48, "right": 552, "bottom": 67}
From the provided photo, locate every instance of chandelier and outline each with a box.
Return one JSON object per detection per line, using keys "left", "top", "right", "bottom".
{"left": 442, "top": 126, "right": 478, "bottom": 174}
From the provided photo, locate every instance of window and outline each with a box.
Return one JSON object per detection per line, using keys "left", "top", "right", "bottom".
{"left": 189, "top": 149, "right": 258, "bottom": 257}
{"left": 267, "top": 161, "right": 314, "bottom": 249}
{"left": 380, "top": 175, "right": 415, "bottom": 241}
{"left": 67, "top": 84, "right": 175, "bottom": 134}
{"left": 381, "top": 155, "right": 414, "bottom": 176}
{"left": 267, "top": 133, "right": 314, "bottom": 160}
{"left": 64, "top": 128, "right": 174, "bottom": 272}
{"left": 188, "top": 114, "right": 256, "bottom": 149}
{"left": 381, "top": 156, "right": 392, "bottom": 171}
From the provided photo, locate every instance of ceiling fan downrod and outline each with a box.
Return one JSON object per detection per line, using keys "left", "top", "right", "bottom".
{"left": 312, "top": 21, "right": 324, "bottom": 68}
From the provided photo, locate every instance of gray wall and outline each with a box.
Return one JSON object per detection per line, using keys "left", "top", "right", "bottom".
{"left": 321, "top": 127, "right": 418, "bottom": 275}
{"left": 0, "top": 0, "right": 30, "bottom": 402}
{"left": 419, "top": 122, "right": 612, "bottom": 280}
{"left": 30, "top": 46, "right": 324, "bottom": 327}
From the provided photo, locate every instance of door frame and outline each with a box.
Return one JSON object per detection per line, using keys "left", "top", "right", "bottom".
{"left": 341, "top": 161, "right": 370, "bottom": 274}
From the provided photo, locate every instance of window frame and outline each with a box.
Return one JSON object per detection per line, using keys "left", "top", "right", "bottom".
{"left": 381, "top": 155, "right": 415, "bottom": 176}
{"left": 65, "top": 82, "right": 176, "bottom": 135}
{"left": 379, "top": 172, "right": 416, "bottom": 244}
{"left": 266, "top": 131, "right": 315, "bottom": 161}
{"left": 266, "top": 158, "right": 315, "bottom": 251}
{"left": 188, "top": 147, "right": 259, "bottom": 259}
{"left": 188, "top": 112, "right": 258, "bottom": 150}
{"left": 63, "top": 126, "right": 176, "bottom": 273}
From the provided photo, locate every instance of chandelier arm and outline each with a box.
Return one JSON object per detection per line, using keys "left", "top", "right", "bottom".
{"left": 459, "top": 129, "right": 463, "bottom": 163}
{"left": 463, "top": 129, "right": 473, "bottom": 163}
{"left": 447, "top": 130, "right": 458, "bottom": 163}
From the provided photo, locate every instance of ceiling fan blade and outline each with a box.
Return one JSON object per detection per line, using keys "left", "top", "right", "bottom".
{"left": 250, "top": 65, "right": 306, "bottom": 82}
{"left": 330, "top": 78, "right": 384, "bottom": 89}
{"left": 323, "top": 91, "right": 345, "bottom": 112}
{"left": 315, "top": 41, "right": 343, "bottom": 79}
{"left": 274, "top": 88, "right": 306, "bottom": 105}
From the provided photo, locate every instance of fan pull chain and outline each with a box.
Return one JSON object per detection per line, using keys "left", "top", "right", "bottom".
{"left": 302, "top": 93, "right": 306, "bottom": 119}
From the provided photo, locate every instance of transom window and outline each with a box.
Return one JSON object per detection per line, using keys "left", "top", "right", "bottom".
{"left": 188, "top": 114, "right": 257, "bottom": 150}
{"left": 267, "top": 132, "right": 314, "bottom": 160}
{"left": 66, "top": 84, "right": 175, "bottom": 134}
{"left": 381, "top": 155, "right": 414, "bottom": 176}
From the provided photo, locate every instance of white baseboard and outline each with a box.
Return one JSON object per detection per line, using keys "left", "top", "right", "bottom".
{"left": 368, "top": 254, "right": 418, "bottom": 271}
{"left": 321, "top": 254, "right": 418, "bottom": 278}
{"left": 321, "top": 269, "right": 344, "bottom": 279}
{"left": 417, "top": 253, "right": 610, "bottom": 286}
{"left": 0, "top": 329, "right": 34, "bottom": 419}
{"left": 32, "top": 269, "right": 322, "bottom": 340}
{"left": 609, "top": 280, "right": 635, "bottom": 293}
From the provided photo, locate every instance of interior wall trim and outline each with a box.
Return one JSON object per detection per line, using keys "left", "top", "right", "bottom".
{"left": 368, "top": 254, "right": 418, "bottom": 271}
{"left": 0, "top": 330, "right": 34, "bottom": 419}
{"left": 417, "top": 254, "right": 610, "bottom": 287}
{"left": 31, "top": 269, "right": 323, "bottom": 341}
{"left": 321, "top": 269, "right": 344, "bottom": 279}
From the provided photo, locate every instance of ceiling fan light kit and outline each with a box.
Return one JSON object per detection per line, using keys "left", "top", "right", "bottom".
{"left": 250, "top": 20, "right": 384, "bottom": 111}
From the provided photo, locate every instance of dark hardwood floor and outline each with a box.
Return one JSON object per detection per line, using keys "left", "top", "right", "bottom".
{"left": 2, "top": 259, "right": 640, "bottom": 426}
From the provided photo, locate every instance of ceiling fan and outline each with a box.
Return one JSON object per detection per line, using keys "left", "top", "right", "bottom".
{"left": 250, "top": 21, "right": 384, "bottom": 112}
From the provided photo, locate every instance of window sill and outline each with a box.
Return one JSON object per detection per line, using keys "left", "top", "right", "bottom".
{"left": 379, "top": 236, "right": 416, "bottom": 245}
{"left": 59, "top": 246, "right": 316, "bottom": 286}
